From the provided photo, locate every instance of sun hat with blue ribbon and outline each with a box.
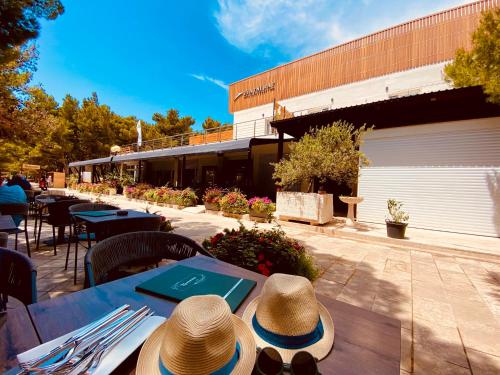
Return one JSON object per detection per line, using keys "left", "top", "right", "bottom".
{"left": 242, "top": 273, "right": 334, "bottom": 363}
{"left": 137, "top": 295, "right": 256, "bottom": 375}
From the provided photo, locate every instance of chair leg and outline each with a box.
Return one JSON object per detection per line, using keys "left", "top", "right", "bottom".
{"left": 15, "top": 231, "right": 18, "bottom": 250}
{"left": 36, "top": 216, "right": 43, "bottom": 250}
{"left": 65, "top": 225, "right": 71, "bottom": 270}
{"left": 33, "top": 213, "right": 38, "bottom": 237}
{"left": 74, "top": 237, "right": 79, "bottom": 285}
{"left": 25, "top": 220, "right": 31, "bottom": 258}
{"left": 52, "top": 226, "right": 57, "bottom": 256}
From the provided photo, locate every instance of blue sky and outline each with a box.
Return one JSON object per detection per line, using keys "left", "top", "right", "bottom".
{"left": 33, "top": 0, "right": 469, "bottom": 129}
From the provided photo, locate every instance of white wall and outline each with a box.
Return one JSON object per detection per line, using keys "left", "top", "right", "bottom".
{"left": 232, "top": 62, "right": 450, "bottom": 138}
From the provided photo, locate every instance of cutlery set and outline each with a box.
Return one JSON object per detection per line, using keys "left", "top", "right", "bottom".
{"left": 17, "top": 304, "right": 153, "bottom": 375}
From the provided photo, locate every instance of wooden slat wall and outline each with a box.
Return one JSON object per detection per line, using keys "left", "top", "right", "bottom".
{"left": 229, "top": 0, "right": 498, "bottom": 113}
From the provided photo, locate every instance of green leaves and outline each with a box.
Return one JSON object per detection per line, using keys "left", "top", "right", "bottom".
{"left": 445, "top": 8, "right": 500, "bottom": 105}
{"left": 272, "top": 121, "right": 372, "bottom": 192}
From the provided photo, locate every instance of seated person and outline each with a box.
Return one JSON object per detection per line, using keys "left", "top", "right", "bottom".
{"left": 7, "top": 173, "right": 32, "bottom": 190}
{"left": 0, "top": 184, "right": 28, "bottom": 226}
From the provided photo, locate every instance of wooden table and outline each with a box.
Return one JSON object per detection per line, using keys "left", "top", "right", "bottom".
{"left": 1, "top": 256, "right": 401, "bottom": 374}
{"left": 0, "top": 215, "right": 17, "bottom": 232}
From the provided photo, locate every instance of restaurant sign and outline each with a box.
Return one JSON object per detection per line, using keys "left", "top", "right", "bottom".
{"left": 234, "top": 82, "right": 275, "bottom": 101}
{"left": 22, "top": 163, "right": 41, "bottom": 170}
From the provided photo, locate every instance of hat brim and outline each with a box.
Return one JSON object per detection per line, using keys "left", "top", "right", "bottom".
{"left": 137, "top": 315, "right": 256, "bottom": 375}
{"left": 242, "top": 296, "right": 334, "bottom": 363}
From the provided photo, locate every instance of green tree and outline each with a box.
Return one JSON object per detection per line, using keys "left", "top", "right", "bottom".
{"left": 0, "top": 0, "right": 64, "bottom": 64}
{"left": 202, "top": 116, "right": 222, "bottom": 130}
{"left": 444, "top": 8, "right": 500, "bottom": 104}
{"left": 272, "top": 121, "right": 371, "bottom": 192}
{"left": 152, "top": 109, "right": 195, "bottom": 137}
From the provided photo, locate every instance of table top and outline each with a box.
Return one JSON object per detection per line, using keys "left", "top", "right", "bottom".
{"left": 72, "top": 209, "right": 158, "bottom": 224}
{"left": 0, "top": 215, "right": 17, "bottom": 231}
{"left": 2, "top": 256, "right": 401, "bottom": 374}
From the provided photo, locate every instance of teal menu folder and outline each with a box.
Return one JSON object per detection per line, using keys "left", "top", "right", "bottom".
{"left": 135, "top": 265, "right": 257, "bottom": 312}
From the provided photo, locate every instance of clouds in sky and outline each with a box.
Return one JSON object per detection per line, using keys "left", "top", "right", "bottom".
{"left": 214, "top": 0, "right": 472, "bottom": 59}
{"left": 190, "top": 74, "right": 229, "bottom": 91}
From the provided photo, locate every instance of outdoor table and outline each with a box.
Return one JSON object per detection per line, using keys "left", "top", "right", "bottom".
{"left": 0, "top": 215, "right": 17, "bottom": 232}
{"left": 72, "top": 209, "right": 160, "bottom": 242}
{"left": 1, "top": 256, "right": 401, "bottom": 374}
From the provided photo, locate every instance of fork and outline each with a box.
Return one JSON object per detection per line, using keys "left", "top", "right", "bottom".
{"left": 65, "top": 307, "right": 153, "bottom": 375}
{"left": 19, "top": 304, "right": 130, "bottom": 370}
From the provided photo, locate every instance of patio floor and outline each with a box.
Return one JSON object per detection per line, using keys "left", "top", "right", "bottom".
{"left": 5, "top": 190, "right": 500, "bottom": 375}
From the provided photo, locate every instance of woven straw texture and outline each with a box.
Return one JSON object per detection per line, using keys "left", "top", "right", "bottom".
{"left": 137, "top": 295, "right": 256, "bottom": 375}
{"left": 242, "top": 273, "right": 334, "bottom": 362}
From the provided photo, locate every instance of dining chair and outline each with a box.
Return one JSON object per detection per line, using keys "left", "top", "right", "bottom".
{"left": 34, "top": 195, "right": 78, "bottom": 247}
{"left": 85, "top": 231, "right": 214, "bottom": 286}
{"left": 0, "top": 247, "right": 37, "bottom": 312}
{"left": 67, "top": 203, "right": 119, "bottom": 284}
{"left": 0, "top": 203, "right": 31, "bottom": 257}
{"left": 0, "top": 232, "right": 8, "bottom": 247}
{"left": 41, "top": 199, "right": 90, "bottom": 255}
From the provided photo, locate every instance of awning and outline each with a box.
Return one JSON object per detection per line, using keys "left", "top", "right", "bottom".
{"left": 113, "top": 138, "right": 254, "bottom": 163}
{"left": 68, "top": 157, "right": 113, "bottom": 168}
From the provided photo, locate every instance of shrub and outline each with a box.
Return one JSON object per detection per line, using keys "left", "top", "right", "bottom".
{"left": 177, "top": 188, "right": 198, "bottom": 207}
{"left": 219, "top": 191, "right": 248, "bottom": 214}
{"left": 387, "top": 199, "right": 409, "bottom": 223}
{"left": 248, "top": 197, "right": 276, "bottom": 217}
{"left": 203, "top": 187, "right": 224, "bottom": 205}
{"left": 143, "top": 189, "right": 157, "bottom": 202}
{"left": 124, "top": 185, "right": 135, "bottom": 198}
{"left": 133, "top": 183, "right": 152, "bottom": 199}
{"left": 203, "top": 224, "right": 318, "bottom": 280}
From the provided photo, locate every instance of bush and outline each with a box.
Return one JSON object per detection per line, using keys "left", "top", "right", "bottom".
{"left": 248, "top": 197, "right": 275, "bottom": 217}
{"left": 219, "top": 191, "right": 248, "bottom": 214}
{"left": 203, "top": 187, "right": 224, "bottom": 205}
{"left": 143, "top": 189, "right": 157, "bottom": 202}
{"left": 177, "top": 188, "right": 198, "bottom": 207}
{"left": 203, "top": 224, "right": 318, "bottom": 280}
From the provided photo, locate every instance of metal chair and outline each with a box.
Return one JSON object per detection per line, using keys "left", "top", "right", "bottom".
{"left": 0, "top": 203, "right": 31, "bottom": 257}
{"left": 85, "top": 231, "right": 214, "bottom": 286}
{"left": 0, "top": 247, "right": 37, "bottom": 311}
{"left": 66, "top": 203, "right": 119, "bottom": 284}
{"left": 41, "top": 199, "right": 90, "bottom": 255}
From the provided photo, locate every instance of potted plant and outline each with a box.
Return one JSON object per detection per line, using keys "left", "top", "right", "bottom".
{"left": 203, "top": 187, "right": 224, "bottom": 211}
{"left": 386, "top": 199, "right": 409, "bottom": 239}
{"left": 272, "top": 121, "right": 371, "bottom": 224}
{"left": 203, "top": 223, "right": 318, "bottom": 280}
{"left": 176, "top": 188, "right": 198, "bottom": 208}
{"left": 248, "top": 197, "right": 275, "bottom": 221}
{"left": 219, "top": 190, "right": 248, "bottom": 218}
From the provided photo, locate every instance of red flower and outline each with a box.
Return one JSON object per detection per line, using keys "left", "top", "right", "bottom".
{"left": 258, "top": 237, "right": 265, "bottom": 244}
{"left": 257, "top": 252, "right": 265, "bottom": 261}
{"left": 257, "top": 263, "right": 271, "bottom": 276}
{"left": 210, "top": 233, "right": 224, "bottom": 246}
{"left": 265, "top": 260, "right": 273, "bottom": 267}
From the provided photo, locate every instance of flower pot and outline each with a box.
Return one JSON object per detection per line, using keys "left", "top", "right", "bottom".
{"left": 249, "top": 209, "right": 269, "bottom": 219}
{"left": 108, "top": 188, "right": 117, "bottom": 195}
{"left": 386, "top": 221, "right": 408, "bottom": 239}
{"left": 222, "top": 212, "right": 244, "bottom": 219}
{"left": 276, "top": 192, "right": 333, "bottom": 225}
{"left": 204, "top": 202, "right": 219, "bottom": 211}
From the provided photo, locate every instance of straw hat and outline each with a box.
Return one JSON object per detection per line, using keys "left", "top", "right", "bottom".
{"left": 242, "top": 273, "right": 334, "bottom": 363}
{"left": 137, "top": 295, "right": 256, "bottom": 375}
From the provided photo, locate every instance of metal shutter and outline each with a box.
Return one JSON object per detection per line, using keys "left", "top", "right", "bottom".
{"left": 357, "top": 117, "right": 500, "bottom": 237}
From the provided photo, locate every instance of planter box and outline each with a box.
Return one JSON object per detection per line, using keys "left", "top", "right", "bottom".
{"left": 108, "top": 188, "right": 117, "bottom": 195}
{"left": 249, "top": 209, "right": 270, "bottom": 219}
{"left": 222, "top": 212, "right": 245, "bottom": 219}
{"left": 204, "top": 202, "right": 219, "bottom": 211}
{"left": 276, "top": 192, "right": 333, "bottom": 225}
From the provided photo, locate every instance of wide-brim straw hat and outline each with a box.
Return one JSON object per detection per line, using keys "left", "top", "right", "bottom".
{"left": 242, "top": 273, "right": 334, "bottom": 363}
{"left": 137, "top": 295, "right": 256, "bottom": 375}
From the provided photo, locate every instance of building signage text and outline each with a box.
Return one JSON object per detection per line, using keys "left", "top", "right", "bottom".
{"left": 234, "top": 82, "right": 275, "bottom": 101}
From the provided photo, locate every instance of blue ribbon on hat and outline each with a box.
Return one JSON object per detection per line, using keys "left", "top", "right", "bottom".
{"left": 159, "top": 342, "right": 241, "bottom": 375}
{"left": 252, "top": 314, "right": 324, "bottom": 349}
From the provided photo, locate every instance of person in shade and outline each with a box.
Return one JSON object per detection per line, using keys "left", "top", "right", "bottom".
{"left": 0, "top": 184, "right": 28, "bottom": 226}
{"left": 7, "top": 173, "right": 32, "bottom": 190}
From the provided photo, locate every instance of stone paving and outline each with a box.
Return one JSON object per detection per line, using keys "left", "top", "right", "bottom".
{"left": 5, "top": 191, "right": 500, "bottom": 374}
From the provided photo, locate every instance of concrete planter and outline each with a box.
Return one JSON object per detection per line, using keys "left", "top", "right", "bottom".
{"left": 276, "top": 192, "right": 333, "bottom": 225}
{"left": 204, "top": 202, "right": 219, "bottom": 211}
{"left": 222, "top": 212, "right": 245, "bottom": 219}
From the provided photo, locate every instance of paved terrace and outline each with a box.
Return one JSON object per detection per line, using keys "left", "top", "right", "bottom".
{"left": 5, "top": 190, "right": 500, "bottom": 375}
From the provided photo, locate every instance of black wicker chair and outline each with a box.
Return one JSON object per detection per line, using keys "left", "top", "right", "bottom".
{"left": 34, "top": 195, "right": 78, "bottom": 246}
{"left": 84, "top": 231, "right": 214, "bottom": 286}
{"left": 41, "top": 199, "right": 90, "bottom": 255}
{"left": 66, "top": 203, "right": 119, "bottom": 284}
{"left": 0, "top": 247, "right": 37, "bottom": 311}
{"left": 0, "top": 203, "right": 31, "bottom": 257}
{"left": 91, "top": 216, "right": 163, "bottom": 243}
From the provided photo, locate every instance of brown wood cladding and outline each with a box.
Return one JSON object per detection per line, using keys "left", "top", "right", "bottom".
{"left": 229, "top": 0, "right": 499, "bottom": 113}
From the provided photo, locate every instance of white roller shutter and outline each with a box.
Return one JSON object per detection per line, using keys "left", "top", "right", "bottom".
{"left": 357, "top": 117, "right": 500, "bottom": 237}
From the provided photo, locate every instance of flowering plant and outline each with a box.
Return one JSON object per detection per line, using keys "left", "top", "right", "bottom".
{"left": 219, "top": 191, "right": 248, "bottom": 214}
{"left": 248, "top": 197, "right": 276, "bottom": 217}
{"left": 176, "top": 188, "right": 198, "bottom": 207}
{"left": 203, "top": 187, "right": 224, "bottom": 204}
{"left": 124, "top": 185, "right": 136, "bottom": 197}
{"left": 143, "top": 189, "right": 157, "bottom": 202}
{"left": 202, "top": 224, "right": 318, "bottom": 280}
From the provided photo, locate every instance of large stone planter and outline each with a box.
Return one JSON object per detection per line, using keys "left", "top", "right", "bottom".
{"left": 276, "top": 192, "right": 333, "bottom": 225}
